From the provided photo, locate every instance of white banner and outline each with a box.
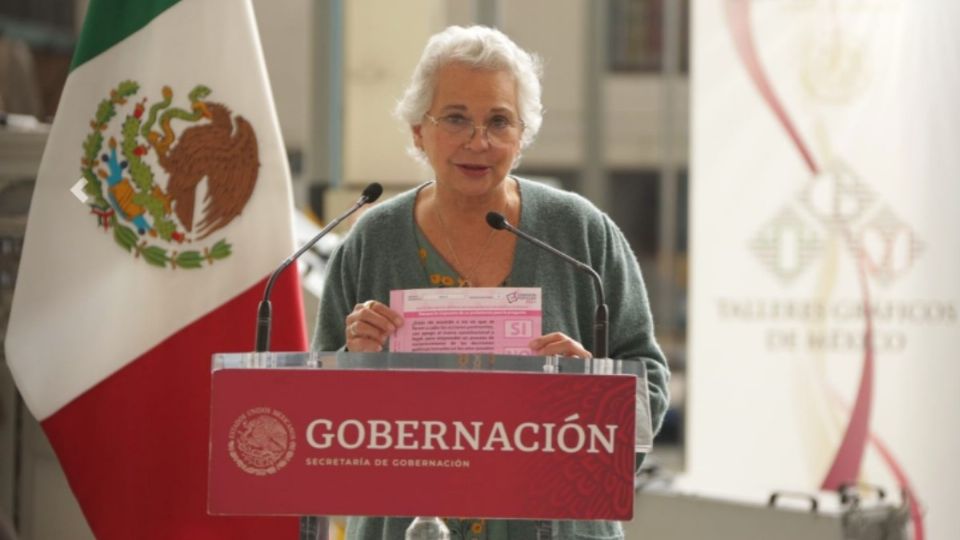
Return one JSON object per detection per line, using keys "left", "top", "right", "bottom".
{"left": 689, "top": 2, "right": 960, "bottom": 539}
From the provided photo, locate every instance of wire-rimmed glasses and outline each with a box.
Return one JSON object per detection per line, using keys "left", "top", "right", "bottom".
{"left": 423, "top": 113, "right": 524, "bottom": 146}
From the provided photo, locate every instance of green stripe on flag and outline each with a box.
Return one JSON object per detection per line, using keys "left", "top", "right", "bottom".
{"left": 71, "top": 0, "right": 181, "bottom": 71}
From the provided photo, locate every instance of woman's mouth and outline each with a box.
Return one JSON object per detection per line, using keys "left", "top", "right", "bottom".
{"left": 456, "top": 163, "right": 491, "bottom": 177}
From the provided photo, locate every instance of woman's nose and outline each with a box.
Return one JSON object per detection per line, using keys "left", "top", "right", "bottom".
{"left": 463, "top": 125, "right": 491, "bottom": 150}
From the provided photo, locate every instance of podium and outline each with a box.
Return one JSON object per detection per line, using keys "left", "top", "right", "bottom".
{"left": 207, "top": 352, "right": 654, "bottom": 537}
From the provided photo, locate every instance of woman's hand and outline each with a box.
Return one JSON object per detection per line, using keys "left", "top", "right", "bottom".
{"left": 344, "top": 300, "right": 404, "bottom": 352}
{"left": 528, "top": 332, "right": 591, "bottom": 359}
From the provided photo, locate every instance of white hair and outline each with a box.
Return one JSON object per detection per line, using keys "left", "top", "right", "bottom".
{"left": 395, "top": 25, "right": 544, "bottom": 164}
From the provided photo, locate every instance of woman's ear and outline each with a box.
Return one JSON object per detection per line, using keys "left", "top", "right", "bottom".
{"left": 412, "top": 124, "right": 424, "bottom": 151}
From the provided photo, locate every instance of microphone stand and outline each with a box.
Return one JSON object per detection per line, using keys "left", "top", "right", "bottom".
{"left": 486, "top": 212, "right": 609, "bottom": 359}
{"left": 255, "top": 183, "right": 383, "bottom": 352}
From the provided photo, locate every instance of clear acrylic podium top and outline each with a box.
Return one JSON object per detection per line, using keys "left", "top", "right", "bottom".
{"left": 212, "top": 351, "right": 654, "bottom": 453}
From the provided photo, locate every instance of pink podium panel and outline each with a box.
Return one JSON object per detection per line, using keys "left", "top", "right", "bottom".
{"left": 208, "top": 368, "right": 637, "bottom": 519}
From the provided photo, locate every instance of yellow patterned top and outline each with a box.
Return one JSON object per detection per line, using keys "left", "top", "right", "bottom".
{"left": 414, "top": 225, "right": 470, "bottom": 287}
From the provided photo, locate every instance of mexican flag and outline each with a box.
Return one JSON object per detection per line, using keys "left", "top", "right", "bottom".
{"left": 5, "top": 0, "right": 306, "bottom": 537}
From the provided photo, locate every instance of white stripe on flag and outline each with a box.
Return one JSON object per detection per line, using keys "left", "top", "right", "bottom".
{"left": 7, "top": 0, "right": 297, "bottom": 420}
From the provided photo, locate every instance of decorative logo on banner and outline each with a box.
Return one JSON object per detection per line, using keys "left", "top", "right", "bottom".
{"left": 81, "top": 81, "right": 261, "bottom": 269}
{"left": 228, "top": 407, "right": 296, "bottom": 476}
{"left": 750, "top": 171, "right": 924, "bottom": 286}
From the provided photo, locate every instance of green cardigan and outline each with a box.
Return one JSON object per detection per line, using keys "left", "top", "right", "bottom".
{"left": 313, "top": 178, "right": 670, "bottom": 540}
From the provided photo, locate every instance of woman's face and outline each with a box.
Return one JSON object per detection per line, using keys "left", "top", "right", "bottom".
{"left": 413, "top": 63, "right": 522, "bottom": 199}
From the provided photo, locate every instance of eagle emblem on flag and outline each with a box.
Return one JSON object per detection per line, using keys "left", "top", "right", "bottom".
{"left": 80, "top": 80, "right": 260, "bottom": 269}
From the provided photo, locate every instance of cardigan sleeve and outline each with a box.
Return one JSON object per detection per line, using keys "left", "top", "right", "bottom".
{"left": 598, "top": 214, "right": 671, "bottom": 436}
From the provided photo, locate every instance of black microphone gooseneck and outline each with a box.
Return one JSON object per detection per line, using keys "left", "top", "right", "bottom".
{"left": 255, "top": 182, "right": 383, "bottom": 352}
{"left": 485, "top": 211, "right": 609, "bottom": 359}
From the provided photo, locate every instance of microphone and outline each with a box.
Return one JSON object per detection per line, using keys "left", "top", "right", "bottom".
{"left": 255, "top": 182, "right": 383, "bottom": 352}
{"left": 486, "top": 211, "right": 609, "bottom": 359}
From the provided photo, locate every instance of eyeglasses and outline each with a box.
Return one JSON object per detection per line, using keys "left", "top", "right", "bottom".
{"left": 423, "top": 113, "right": 524, "bottom": 146}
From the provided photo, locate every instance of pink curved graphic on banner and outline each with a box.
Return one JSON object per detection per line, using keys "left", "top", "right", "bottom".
{"left": 723, "top": 0, "right": 819, "bottom": 175}
{"left": 724, "top": 2, "right": 923, "bottom": 537}
{"left": 823, "top": 362, "right": 925, "bottom": 540}
{"left": 870, "top": 433, "right": 925, "bottom": 540}
{"left": 820, "top": 236, "right": 873, "bottom": 491}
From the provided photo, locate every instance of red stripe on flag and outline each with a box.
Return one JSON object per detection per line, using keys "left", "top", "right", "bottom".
{"left": 42, "top": 270, "right": 307, "bottom": 539}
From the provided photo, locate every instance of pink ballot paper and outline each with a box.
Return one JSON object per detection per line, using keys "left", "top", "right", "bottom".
{"left": 389, "top": 287, "right": 542, "bottom": 355}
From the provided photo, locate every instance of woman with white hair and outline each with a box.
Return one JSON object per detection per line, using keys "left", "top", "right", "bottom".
{"left": 314, "top": 25, "right": 669, "bottom": 539}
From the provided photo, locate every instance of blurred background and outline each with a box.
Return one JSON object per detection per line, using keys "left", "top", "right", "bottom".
{"left": 0, "top": 1, "right": 689, "bottom": 536}
{"left": 5, "top": 0, "right": 954, "bottom": 539}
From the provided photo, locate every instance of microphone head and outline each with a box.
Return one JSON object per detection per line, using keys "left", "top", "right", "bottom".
{"left": 485, "top": 211, "right": 508, "bottom": 230}
{"left": 361, "top": 182, "right": 383, "bottom": 203}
